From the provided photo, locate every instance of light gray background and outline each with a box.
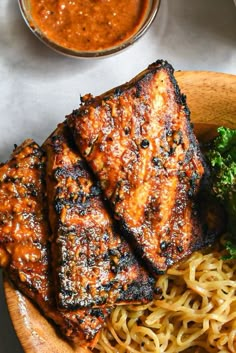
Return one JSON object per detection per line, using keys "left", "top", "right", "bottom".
{"left": 0, "top": 0, "right": 235, "bottom": 352}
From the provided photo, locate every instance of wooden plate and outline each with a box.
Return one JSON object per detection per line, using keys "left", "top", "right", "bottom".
{"left": 3, "top": 71, "right": 236, "bottom": 353}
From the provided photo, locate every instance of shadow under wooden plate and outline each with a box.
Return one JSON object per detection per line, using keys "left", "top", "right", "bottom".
{"left": 3, "top": 70, "right": 236, "bottom": 353}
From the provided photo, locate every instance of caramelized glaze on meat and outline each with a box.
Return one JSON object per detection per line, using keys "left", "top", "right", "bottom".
{"left": 0, "top": 140, "right": 50, "bottom": 301}
{"left": 43, "top": 122, "right": 155, "bottom": 310}
{"left": 67, "top": 60, "right": 212, "bottom": 276}
{"left": 0, "top": 140, "right": 109, "bottom": 346}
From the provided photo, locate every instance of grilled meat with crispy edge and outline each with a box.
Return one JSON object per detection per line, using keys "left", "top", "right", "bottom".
{"left": 0, "top": 140, "right": 109, "bottom": 346}
{"left": 67, "top": 60, "right": 214, "bottom": 276}
{"left": 43, "top": 122, "right": 155, "bottom": 310}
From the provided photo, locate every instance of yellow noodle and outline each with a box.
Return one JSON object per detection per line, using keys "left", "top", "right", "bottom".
{"left": 92, "top": 245, "right": 236, "bottom": 353}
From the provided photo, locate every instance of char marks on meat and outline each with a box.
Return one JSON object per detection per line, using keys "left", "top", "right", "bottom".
{"left": 43, "top": 122, "right": 155, "bottom": 310}
{"left": 0, "top": 140, "right": 50, "bottom": 302}
{"left": 67, "top": 60, "right": 213, "bottom": 276}
{"left": 0, "top": 140, "right": 109, "bottom": 346}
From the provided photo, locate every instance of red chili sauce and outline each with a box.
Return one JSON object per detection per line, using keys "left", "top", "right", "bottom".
{"left": 29, "top": 0, "right": 150, "bottom": 52}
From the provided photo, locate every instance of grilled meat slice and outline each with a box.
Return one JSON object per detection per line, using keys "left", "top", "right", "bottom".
{"left": 43, "top": 122, "right": 155, "bottom": 310}
{"left": 0, "top": 140, "right": 109, "bottom": 346}
{"left": 0, "top": 140, "right": 51, "bottom": 302}
{"left": 67, "top": 60, "right": 212, "bottom": 276}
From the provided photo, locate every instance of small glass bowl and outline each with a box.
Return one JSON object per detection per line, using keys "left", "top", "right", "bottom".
{"left": 18, "top": 0, "right": 161, "bottom": 58}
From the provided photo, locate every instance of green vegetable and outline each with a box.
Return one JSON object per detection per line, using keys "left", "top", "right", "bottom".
{"left": 206, "top": 126, "right": 236, "bottom": 259}
{"left": 222, "top": 240, "right": 236, "bottom": 260}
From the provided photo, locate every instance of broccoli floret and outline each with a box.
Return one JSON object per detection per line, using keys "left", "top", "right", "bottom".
{"left": 206, "top": 127, "right": 236, "bottom": 259}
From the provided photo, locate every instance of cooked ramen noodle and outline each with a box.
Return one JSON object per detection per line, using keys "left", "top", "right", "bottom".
{"left": 93, "top": 241, "right": 236, "bottom": 353}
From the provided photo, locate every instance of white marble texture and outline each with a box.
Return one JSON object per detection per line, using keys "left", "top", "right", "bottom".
{"left": 0, "top": 0, "right": 235, "bottom": 352}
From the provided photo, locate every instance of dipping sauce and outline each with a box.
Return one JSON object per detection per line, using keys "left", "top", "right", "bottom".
{"left": 29, "top": 0, "right": 150, "bottom": 52}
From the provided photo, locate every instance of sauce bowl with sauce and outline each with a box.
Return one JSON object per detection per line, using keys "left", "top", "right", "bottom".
{"left": 18, "top": 0, "right": 161, "bottom": 58}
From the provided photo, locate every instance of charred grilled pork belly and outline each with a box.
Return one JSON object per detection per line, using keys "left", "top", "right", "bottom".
{"left": 0, "top": 140, "right": 51, "bottom": 304}
{"left": 0, "top": 140, "right": 109, "bottom": 346}
{"left": 43, "top": 122, "right": 155, "bottom": 310}
{"left": 67, "top": 60, "right": 216, "bottom": 276}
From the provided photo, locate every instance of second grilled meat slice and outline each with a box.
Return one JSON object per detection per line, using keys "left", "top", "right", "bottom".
{"left": 43, "top": 122, "right": 155, "bottom": 310}
{"left": 67, "top": 60, "right": 211, "bottom": 276}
